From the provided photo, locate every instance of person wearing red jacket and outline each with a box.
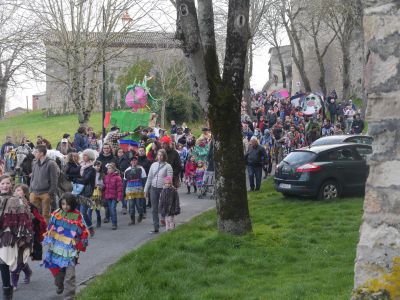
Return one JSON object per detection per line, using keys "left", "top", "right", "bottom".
{"left": 184, "top": 155, "right": 197, "bottom": 194}
{"left": 103, "top": 162, "right": 123, "bottom": 230}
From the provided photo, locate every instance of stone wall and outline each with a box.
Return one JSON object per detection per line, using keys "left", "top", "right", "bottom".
{"left": 353, "top": 1, "right": 400, "bottom": 299}
{"left": 264, "top": 45, "right": 292, "bottom": 93}
{"left": 45, "top": 45, "right": 184, "bottom": 115}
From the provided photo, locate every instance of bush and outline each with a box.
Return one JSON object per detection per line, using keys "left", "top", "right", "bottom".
{"left": 165, "top": 92, "right": 202, "bottom": 124}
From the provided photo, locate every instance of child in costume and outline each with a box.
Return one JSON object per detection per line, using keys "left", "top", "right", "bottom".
{"left": 0, "top": 175, "right": 33, "bottom": 300}
{"left": 158, "top": 176, "right": 180, "bottom": 231}
{"left": 43, "top": 192, "right": 89, "bottom": 299}
{"left": 184, "top": 155, "right": 197, "bottom": 194}
{"left": 103, "top": 163, "right": 123, "bottom": 230}
{"left": 124, "top": 156, "right": 146, "bottom": 225}
{"left": 11, "top": 184, "right": 46, "bottom": 291}
{"left": 195, "top": 161, "right": 206, "bottom": 199}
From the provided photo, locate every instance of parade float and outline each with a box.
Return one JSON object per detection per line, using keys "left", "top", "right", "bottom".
{"left": 103, "top": 76, "right": 160, "bottom": 151}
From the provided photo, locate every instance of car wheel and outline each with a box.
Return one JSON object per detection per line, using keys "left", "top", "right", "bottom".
{"left": 318, "top": 180, "right": 340, "bottom": 200}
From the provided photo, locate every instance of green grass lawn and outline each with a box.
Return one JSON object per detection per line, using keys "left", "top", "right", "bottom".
{"left": 78, "top": 179, "right": 363, "bottom": 300}
{"left": 0, "top": 111, "right": 103, "bottom": 147}
{"left": 0, "top": 111, "right": 203, "bottom": 146}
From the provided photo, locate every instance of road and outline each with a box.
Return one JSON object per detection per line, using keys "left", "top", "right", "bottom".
{"left": 13, "top": 189, "right": 215, "bottom": 300}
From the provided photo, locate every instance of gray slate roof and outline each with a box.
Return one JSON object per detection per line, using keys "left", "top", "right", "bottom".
{"left": 44, "top": 31, "right": 182, "bottom": 49}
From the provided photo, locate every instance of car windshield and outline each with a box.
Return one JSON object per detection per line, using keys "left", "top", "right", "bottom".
{"left": 311, "top": 138, "right": 341, "bottom": 146}
{"left": 283, "top": 151, "right": 316, "bottom": 165}
{"left": 345, "top": 136, "right": 373, "bottom": 145}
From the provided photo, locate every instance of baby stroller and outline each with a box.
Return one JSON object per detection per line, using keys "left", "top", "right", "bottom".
{"left": 199, "top": 170, "right": 215, "bottom": 199}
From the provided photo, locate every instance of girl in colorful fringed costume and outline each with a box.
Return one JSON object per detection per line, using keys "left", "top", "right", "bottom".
{"left": 42, "top": 192, "right": 89, "bottom": 299}
{"left": 11, "top": 184, "right": 46, "bottom": 291}
{"left": 195, "top": 161, "right": 206, "bottom": 199}
{"left": 0, "top": 175, "right": 33, "bottom": 300}
{"left": 124, "top": 156, "right": 146, "bottom": 226}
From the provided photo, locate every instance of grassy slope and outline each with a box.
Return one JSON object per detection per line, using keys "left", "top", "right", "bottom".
{"left": 0, "top": 111, "right": 103, "bottom": 146}
{"left": 78, "top": 180, "right": 363, "bottom": 300}
{"left": 0, "top": 111, "right": 203, "bottom": 146}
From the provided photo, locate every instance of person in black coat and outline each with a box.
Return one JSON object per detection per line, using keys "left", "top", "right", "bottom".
{"left": 137, "top": 146, "right": 152, "bottom": 210}
{"left": 75, "top": 149, "right": 97, "bottom": 236}
{"left": 244, "top": 137, "right": 266, "bottom": 191}
{"left": 327, "top": 99, "right": 338, "bottom": 124}
{"left": 160, "top": 136, "right": 181, "bottom": 188}
{"left": 351, "top": 114, "right": 365, "bottom": 134}
{"left": 116, "top": 148, "right": 131, "bottom": 174}
{"left": 96, "top": 143, "right": 118, "bottom": 175}
{"left": 65, "top": 153, "right": 81, "bottom": 182}
{"left": 137, "top": 146, "right": 151, "bottom": 175}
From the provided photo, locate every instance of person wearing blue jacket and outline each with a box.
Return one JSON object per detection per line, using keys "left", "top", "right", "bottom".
{"left": 73, "top": 127, "right": 89, "bottom": 152}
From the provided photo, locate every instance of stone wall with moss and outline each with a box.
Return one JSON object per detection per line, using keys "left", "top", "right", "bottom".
{"left": 353, "top": 1, "right": 400, "bottom": 299}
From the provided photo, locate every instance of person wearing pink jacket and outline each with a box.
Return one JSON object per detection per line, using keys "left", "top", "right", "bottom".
{"left": 103, "top": 163, "right": 123, "bottom": 230}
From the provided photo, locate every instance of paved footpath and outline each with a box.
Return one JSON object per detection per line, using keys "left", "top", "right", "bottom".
{"left": 14, "top": 189, "right": 215, "bottom": 300}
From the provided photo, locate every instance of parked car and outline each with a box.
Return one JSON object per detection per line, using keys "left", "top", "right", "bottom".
{"left": 274, "top": 143, "right": 372, "bottom": 200}
{"left": 311, "top": 135, "right": 373, "bottom": 146}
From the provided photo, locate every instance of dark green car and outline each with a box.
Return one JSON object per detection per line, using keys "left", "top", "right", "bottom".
{"left": 274, "top": 143, "right": 372, "bottom": 200}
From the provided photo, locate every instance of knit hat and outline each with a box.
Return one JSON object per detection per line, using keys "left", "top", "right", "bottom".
{"left": 160, "top": 135, "right": 172, "bottom": 144}
{"left": 164, "top": 176, "right": 172, "bottom": 184}
{"left": 130, "top": 156, "right": 138, "bottom": 162}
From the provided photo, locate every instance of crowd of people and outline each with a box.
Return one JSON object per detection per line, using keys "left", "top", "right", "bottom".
{"left": 0, "top": 88, "right": 367, "bottom": 299}
{"left": 0, "top": 120, "right": 215, "bottom": 299}
{"left": 242, "top": 89, "right": 366, "bottom": 192}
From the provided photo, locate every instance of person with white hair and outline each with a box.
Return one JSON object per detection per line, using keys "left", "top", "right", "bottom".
{"left": 244, "top": 136, "right": 266, "bottom": 192}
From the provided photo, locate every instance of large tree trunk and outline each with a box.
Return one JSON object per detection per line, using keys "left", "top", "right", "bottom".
{"left": 160, "top": 99, "right": 166, "bottom": 128}
{"left": 178, "top": 0, "right": 252, "bottom": 235}
{"left": 352, "top": 1, "right": 400, "bottom": 299}
{"left": 243, "top": 40, "right": 253, "bottom": 116}
{"left": 341, "top": 39, "right": 351, "bottom": 100}
{"left": 176, "top": 0, "right": 209, "bottom": 114}
{"left": 0, "top": 81, "right": 7, "bottom": 119}
{"left": 313, "top": 36, "right": 327, "bottom": 96}
{"left": 214, "top": 0, "right": 252, "bottom": 234}
{"left": 286, "top": 21, "right": 312, "bottom": 92}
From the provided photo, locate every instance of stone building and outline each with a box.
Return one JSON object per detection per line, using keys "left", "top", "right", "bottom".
{"left": 290, "top": 26, "right": 364, "bottom": 99}
{"left": 266, "top": 1, "right": 364, "bottom": 100}
{"left": 290, "top": 1, "right": 364, "bottom": 99}
{"left": 263, "top": 45, "right": 293, "bottom": 94}
{"left": 45, "top": 32, "right": 183, "bottom": 115}
{"left": 5, "top": 107, "right": 29, "bottom": 118}
{"left": 32, "top": 92, "right": 46, "bottom": 110}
